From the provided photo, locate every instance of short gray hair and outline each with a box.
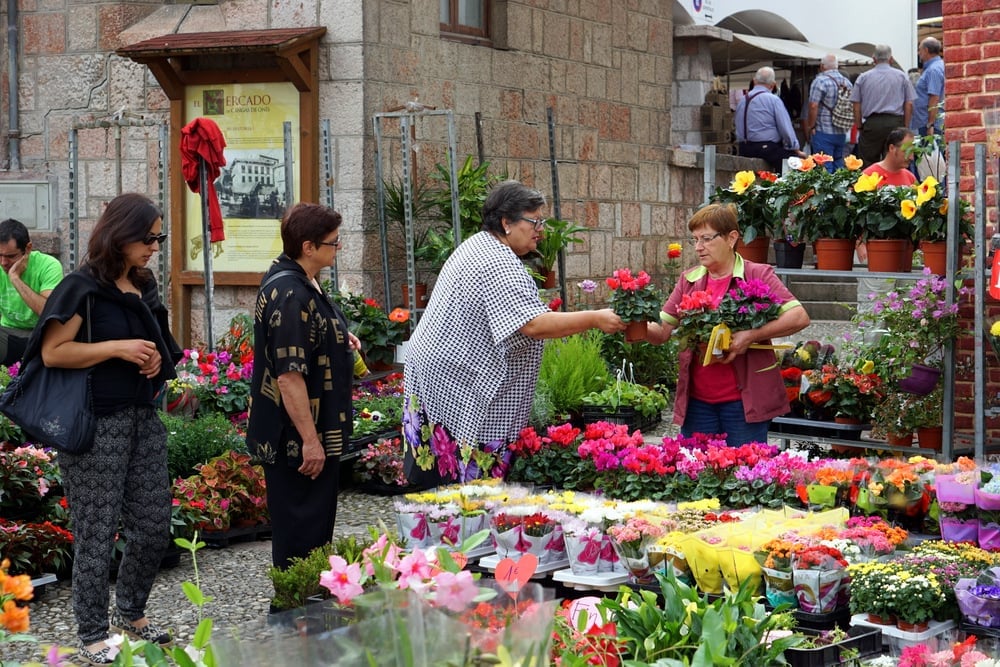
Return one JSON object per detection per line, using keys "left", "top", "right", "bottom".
{"left": 754, "top": 66, "right": 776, "bottom": 86}
{"left": 921, "top": 37, "right": 942, "bottom": 56}
{"left": 820, "top": 54, "right": 838, "bottom": 71}
{"left": 873, "top": 44, "right": 892, "bottom": 63}
{"left": 482, "top": 181, "right": 546, "bottom": 234}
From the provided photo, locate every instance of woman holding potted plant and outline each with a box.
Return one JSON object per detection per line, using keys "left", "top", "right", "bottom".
{"left": 645, "top": 203, "right": 810, "bottom": 446}
{"left": 402, "top": 181, "right": 624, "bottom": 488}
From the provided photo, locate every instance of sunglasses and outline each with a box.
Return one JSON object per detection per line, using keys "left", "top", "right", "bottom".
{"left": 143, "top": 233, "right": 168, "bottom": 245}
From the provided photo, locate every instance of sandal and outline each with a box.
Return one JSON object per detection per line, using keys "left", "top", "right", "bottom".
{"left": 109, "top": 608, "right": 172, "bottom": 645}
{"left": 76, "top": 641, "right": 118, "bottom": 665}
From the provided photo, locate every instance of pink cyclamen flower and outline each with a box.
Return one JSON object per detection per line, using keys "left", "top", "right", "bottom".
{"left": 430, "top": 570, "right": 479, "bottom": 612}
{"left": 319, "top": 555, "right": 364, "bottom": 604}
{"left": 395, "top": 549, "right": 433, "bottom": 590}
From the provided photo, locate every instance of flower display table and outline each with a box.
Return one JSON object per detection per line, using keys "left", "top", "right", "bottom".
{"left": 479, "top": 553, "right": 569, "bottom": 575}
{"left": 551, "top": 568, "right": 629, "bottom": 593}
{"left": 850, "top": 614, "right": 955, "bottom": 653}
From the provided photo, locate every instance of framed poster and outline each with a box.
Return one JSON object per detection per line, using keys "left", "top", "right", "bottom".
{"left": 183, "top": 82, "right": 301, "bottom": 273}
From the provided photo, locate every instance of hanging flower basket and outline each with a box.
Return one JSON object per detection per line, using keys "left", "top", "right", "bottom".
{"left": 898, "top": 363, "right": 942, "bottom": 395}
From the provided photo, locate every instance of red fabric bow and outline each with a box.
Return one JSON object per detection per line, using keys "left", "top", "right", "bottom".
{"left": 181, "top": 117, "right": 228, "bottom": 243}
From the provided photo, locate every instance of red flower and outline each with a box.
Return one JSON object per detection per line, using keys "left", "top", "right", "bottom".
{"left": 756, "top": 170, "right": 779, "bottom": 182}
{"left": 548, "top": 297, "right": 563, "bottom": 311}
{"left": 364, "top": 298, "right": 379, "bottom": 308}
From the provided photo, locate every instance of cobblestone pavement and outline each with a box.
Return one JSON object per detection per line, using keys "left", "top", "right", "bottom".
{"left": 3, "top": 321, "right": 851, "bottom": 664}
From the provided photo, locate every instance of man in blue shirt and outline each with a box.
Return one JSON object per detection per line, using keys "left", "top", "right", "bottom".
{"left": 912, "top": 37, "right": 944, "bottom": 137}
{"left": 735, "top": 67, "right": 803, "bottom": 172}
{"left": 803, "top": 55, "right": 853, "bottom": 172}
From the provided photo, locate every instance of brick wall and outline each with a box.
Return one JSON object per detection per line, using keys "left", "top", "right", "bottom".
{"left": 942, "top": 1, "right": 1000, "bottom": 441}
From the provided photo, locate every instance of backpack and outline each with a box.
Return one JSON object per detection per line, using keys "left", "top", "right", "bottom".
{"left": 824, "top": 74, "right": 854, "bottom": 132}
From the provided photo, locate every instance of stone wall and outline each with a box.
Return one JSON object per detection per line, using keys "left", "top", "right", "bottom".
{"left": 941, "top": 1, "right": 1000, "bottom": 441}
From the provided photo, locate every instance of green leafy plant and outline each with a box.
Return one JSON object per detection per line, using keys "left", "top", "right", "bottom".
{"left": 172, "top": 451, "right": 268, "bottom": 531}
{"left": 0, "top": 518, "right": 74, "bottom": 577}
{"left": 353, "top": 394, "right": 404, "bottom": 439}
{"left": 581, "top": 380, "right": 668, "bottom": 421}
{"left": 598, "top": 568, "right": 801, "bottom": 665}
{"left": 0, "top": 365, "right": 24, "bottom": 444}
{"left": 0, "top": 444, "right": 63, "bottom": 522}
{"left": 710, "top": 169, "right": 782, "bottom": 244}
{"left": 329, "top": 291, "right": 409, "bottom": 366}
{"left": 600, "top": 335, "right": 680, "bottom": 389}
{"left": 162, "top": 411, "right": 246, "bottom": 481}
{"left": 778, "top": 157, "right": 866, "bottom": 242}
{"left": 854, "top": 183, "right": 917, "bottom": 241}
{"left": 535, "top": 218, "right": 587, "bottom": 272}
{"left": 536, "top": 332, "right": 612, "bottom": 417}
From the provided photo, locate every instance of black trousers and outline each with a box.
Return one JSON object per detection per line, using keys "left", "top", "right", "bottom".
{"left": 263, "top": 457, "right": 340, "bottom": 569}
{"left": 857, "top": 113, "right": 904, "bottom": 167}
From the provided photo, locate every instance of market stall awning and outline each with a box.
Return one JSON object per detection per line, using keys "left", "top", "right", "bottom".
{"left": 711, "top": 33, "right": 873, "bottom": 74}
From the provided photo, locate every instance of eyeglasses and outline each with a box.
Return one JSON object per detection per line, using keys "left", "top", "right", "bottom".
{"left": 142, "top": 233, "right": 167, "bottom": 245}
{"left": 688, "top": 232, "right": 723, "bottom": 246}
{"left": 518, "top": 217, "right": 546, "bottom": 230}
{"left": 0, "top": 250, "right": 24, "bottom": 261}
{"left": 317, "top": 239, "right": 342, "bottom": 249}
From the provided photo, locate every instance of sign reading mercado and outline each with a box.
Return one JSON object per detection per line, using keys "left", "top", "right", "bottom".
{"left": 183, "top": 82, "right": 300, "bottom": 273}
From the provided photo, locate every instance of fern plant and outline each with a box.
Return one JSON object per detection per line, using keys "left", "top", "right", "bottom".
{"left": 537, "top": 332, "right": 612, "bottom": 416}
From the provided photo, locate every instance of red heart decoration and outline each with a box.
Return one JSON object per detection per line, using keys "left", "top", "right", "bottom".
{"left": 494, "top": 553, "right": 538, "bottom": 599}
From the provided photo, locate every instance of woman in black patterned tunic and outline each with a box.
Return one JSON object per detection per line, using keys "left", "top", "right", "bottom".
{"left": 403, "top": 181, "right": 626, "bottom": 487}
{"left": 247, "top": 203, "right": 360, "bottom": 573}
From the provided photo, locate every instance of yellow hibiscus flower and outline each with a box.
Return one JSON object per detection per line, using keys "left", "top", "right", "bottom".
{"left": 900, "top": 199, "right": 917, "bottom": 219}
{"left": 731, "top": 170, "right": 756, "bottom": 194}
{"left": 853, "top": 172, "right": 883, "bottom": 193}
{"left": 991, "top": 321, "right": 1000, "bottom": 337}
{"left": 844, "top": 154, "right": 864, "bottom": 170}
{"left": 915, "top": 176, "right": 938, "bottom": 206}
{"left": 938, "top": 199, "right": 949, "bottom": 215}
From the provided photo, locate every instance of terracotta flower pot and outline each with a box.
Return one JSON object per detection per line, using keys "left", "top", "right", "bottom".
{"left": 542, "top": 269, "right": 557, "bottom": 289}
{"left": 624, "top": 320, "right": 648, "bottom": 343}
{"left": 813, "top": 238, "right": 855, "bottom": 271}
{"left": 917, "top": 425, "right": 944, "bottom": 451}
{"left": 866, "top": 239, "right": 913, "bottom": 273}
{"left": 737, "top": 236, "right": 770, "bottom": 263}
{"left": 866, "top": 612, "right": 894, "bottom": 625}
{"left": 920, "top": 240, "right": 948, "bottom": 275}
{"left": 895, "top": 619, "right": 929, "bottom": 633}
{"left": 886, "top": 431, "right": 914, "bottom": 447}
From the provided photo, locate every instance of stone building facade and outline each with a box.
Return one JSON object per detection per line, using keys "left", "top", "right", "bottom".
{"left": 0, "top": 0, "right": 746, "bottom": 345}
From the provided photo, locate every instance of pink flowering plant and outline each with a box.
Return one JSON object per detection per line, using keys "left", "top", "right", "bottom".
{"left": 507, "top": 423, "right": 591, "bottom": 489}
{"left": 172, "top": 347, "right": 253, "bottom": 417}
{"left": 0, "top": 445, "right": 64, "bottom": 522}
{"left": 606, "top": 268, "right": 664, "bottom": 323}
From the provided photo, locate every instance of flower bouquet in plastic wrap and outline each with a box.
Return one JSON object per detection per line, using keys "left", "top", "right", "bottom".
{"left": 754, "top": 537, "right": 805, "bottom": 608}
{"left": 976, "top": 470, "right": 1000, "bottom": 551}
{"left": 606, "top": 516, "right": 666, "bottom": 585}
{"left": 791, "top": 544, "right": 849, "bottom": 614}
{"left": 489, "top": 505, "right": 562, "bottom": 563}
{"left": 956, "top": 566, "right": 1000, "bottom": 628}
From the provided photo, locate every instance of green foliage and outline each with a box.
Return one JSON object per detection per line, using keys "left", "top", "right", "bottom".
{"left": 0, "top": 365, "right": 24, "bottom": 445}
{"left": 162, "top": 411, "right": 246, "bottom": 481}
{"left": 267, "top": 534, "right": 377, "bottom": 610}
{"left": 600, "top": 334, "right": 680, "bottom": 388}
{"left": 537, "top": 332, "right": 612, "bottom": 416}
{"left": 535, "top": 218, "right": 588, "bottom": 271}
{"left": 329, "top": 291, "right": 408, "bottom": 366}
{"left": 599, "top": 568, "right": 802, "bottom": 666}
{"left": 353, "top": 395, "right": 404, "bottom": 438}
{"left": 581, "top": 380, "right": 668, "bottom": 421}
{"left": 710, "top": 172, "right": 783, "bottom": 244}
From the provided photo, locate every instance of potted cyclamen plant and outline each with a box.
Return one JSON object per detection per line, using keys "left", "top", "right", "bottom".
{"left": 606, "top": 267, "right": 664, "bottom": 343}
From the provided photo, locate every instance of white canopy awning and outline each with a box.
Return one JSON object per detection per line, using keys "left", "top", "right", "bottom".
{"left": 711, "top": 33, "right": 873, "bottom": 74}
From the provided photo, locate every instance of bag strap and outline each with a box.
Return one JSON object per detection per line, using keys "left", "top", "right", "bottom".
{"left": 741, "top": 90, "right": 767, "bottom": 141}
{"left": 259, "top": 269, "right": 300, "bottom": 294}
{"left": 86, "top": 295, "right": 92, "bottom": 343}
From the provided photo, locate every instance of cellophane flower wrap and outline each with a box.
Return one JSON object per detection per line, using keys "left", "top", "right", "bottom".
{"left": 791, "top": 545, "right": 848, "bottom": 613}
{"left": 956, "top": 567, "right": 1000, "bottom": 628}
{"left": 489, "top": 506, "right": 562, "bottom": 563}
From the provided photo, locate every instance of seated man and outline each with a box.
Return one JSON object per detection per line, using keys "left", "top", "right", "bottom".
{"left": 0, "top": 218, "right": 64, "bottom": 365}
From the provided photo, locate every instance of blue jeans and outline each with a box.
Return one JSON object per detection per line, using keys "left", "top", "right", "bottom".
{"left": 810, "top": 131, "right": 847, "bottom": 172}
{"left": 681, "top": 398, "right": 770, "bottom": 446}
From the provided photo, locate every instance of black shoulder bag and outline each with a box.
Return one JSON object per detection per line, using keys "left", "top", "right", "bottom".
{"left": 0, "top": 297, "right": 96, "bottom": 454}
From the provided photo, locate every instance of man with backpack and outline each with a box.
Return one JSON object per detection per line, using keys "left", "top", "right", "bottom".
{"left": 803, "top": 54, "right": 854, "bottom": 172}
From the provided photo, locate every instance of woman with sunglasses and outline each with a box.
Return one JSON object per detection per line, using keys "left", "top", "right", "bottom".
{"left": 247, "top": 203, "right": 360, "bottom": 582}
{"left": 21, "top": 192, "right": 181, "bottom": 664}
{"left": 646, "top": 203, "right": 810, "bottom": 446}
{"left": 402, "top": 180, "right": 625, "bottom": 488}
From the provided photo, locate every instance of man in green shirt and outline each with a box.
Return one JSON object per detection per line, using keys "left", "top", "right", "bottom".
{"left": 0, "top": 218, "right": 64, "bottom": 365}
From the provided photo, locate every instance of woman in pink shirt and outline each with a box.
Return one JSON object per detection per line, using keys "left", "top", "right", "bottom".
{"left": 645, "top": 204, "right": 811, "bottom": 446}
